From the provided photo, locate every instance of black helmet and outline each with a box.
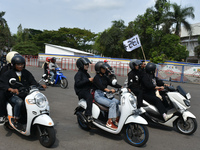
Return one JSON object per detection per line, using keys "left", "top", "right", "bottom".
{"left": 145, "top": 62, "right": 156, "bottom": 74}
{"left": 129, "top": 59, "right": 141, "bottom": 70}
{"left": 104, "top": 63, "right": 114, "bottom": 75}
{"left": 95, "top": 61, "right": 108, "bottom": 74}
{"left": 76, "top": 57, "right": 91, "bottom": 69}
{"left": 51, "top": 57, "right": 56, "bottom": 63}
{"left": 11, "top": 55, "right": 25, "bottom": 68}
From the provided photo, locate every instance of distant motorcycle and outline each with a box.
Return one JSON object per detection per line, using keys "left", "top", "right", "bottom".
{"left": 41, "top": 67, "right": 68, "bottom": 89}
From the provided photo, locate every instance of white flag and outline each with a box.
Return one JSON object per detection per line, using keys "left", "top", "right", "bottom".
{"left": 123, "top": 34, "right": 141, "bottom": 52}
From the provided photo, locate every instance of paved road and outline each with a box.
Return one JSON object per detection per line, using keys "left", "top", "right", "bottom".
{"left": 0, "top": 66, "right": 199, "bottom": 150}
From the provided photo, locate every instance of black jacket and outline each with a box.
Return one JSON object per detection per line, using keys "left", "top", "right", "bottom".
{"left": 0, "top": 63, "right": 12, "bottom": 77}
{"left": 127, "top": 69, "right": 141, "bottom": 90}
{"left": 0, "top": 68, "right": 39, "bottom": 98}
{"left": 93, "top": 74, "right": 121, "bottom": 91}
{"left": 141, "top": 73, "right": 164, "bottom": 95}
{"left": 74, "top": 69, "right": 93, "bottom": 95}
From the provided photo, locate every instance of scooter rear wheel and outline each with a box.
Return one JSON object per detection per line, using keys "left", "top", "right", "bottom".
{"left": 60, "top": 78, "right": 68, "bottom": 89}
{"left": 175, "top": 117, "right": 197, "bottom": 135}
{"left": 124, "top": 123, "right": 149, "bottom": 147}
{"left": 38, "top": 125, "right": 56, "bottom": 148}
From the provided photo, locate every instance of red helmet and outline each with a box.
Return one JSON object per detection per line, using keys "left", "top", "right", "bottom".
{"left": 46, "top": 57, "right": 51, "bottom": 62}
{"left": 104, "top": 60, "right": 108, "bottom": 63}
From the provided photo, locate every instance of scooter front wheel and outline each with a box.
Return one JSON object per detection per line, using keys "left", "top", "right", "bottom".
{"left": 37, "top": 125, "right": 56, "bottom": 148}
{"left": 60, "top": 78, "right": 68, "bottom": 89}
{"left": 175, "top": 117, "right": 197, "bottom": 135}
{"left": 123, "top": 123, "right": 149, "bottom": 147}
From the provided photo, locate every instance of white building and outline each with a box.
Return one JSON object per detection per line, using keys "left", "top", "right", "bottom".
{"left": 45, "top": 43, "right": 95, "bottom": 56}
{"left": 180, "top": 23, "right": 200, "bottom": 63}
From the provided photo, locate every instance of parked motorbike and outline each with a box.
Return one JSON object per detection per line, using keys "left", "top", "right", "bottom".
{"left": 74, "top": 87, "right": 149, "bottom": 147}
{"left": 142, "top": 85, "right": 197, "bottom": 135}
{"left": 41, "top": 67, "right": 68, "bottom": 89}
{"left": 5, "top": 78, "right": 56, "bottom": 148}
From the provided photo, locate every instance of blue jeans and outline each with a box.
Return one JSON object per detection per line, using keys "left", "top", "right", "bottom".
{"left": 50, "top": 71, "right": 55, "bottom": 82}
{"left": 9, "top": 96, "right": 23, "bottom": 119}
{"left": 94, "top": 90, "right": 119, "bottom": 119}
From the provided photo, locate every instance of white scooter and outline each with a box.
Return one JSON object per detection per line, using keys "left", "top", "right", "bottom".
{"left": 74, "top": 85, "right": 149, "bottom": 147}
{"left": 5, "top": 78, "right": 56, "bottom": 148}
{"left": 142, "top": 85, "right": 197, "bottom": 135}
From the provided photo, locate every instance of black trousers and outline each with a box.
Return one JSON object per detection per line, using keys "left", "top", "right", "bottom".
{"left": 131, "top": 88, "right": 143, "bottom": 108}
{"left": 0, "top": 90, "right": 7, "bottom": 117}
{"left": 143, "top": 93, "right": 167, "bottom": 115}
{"left": 78, "top": 90, "right": 93, "bottom": 116}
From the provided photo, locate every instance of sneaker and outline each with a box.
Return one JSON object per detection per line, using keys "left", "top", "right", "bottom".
{"left": 87, "top": 116, "right": 93, "bottom": 122}
{"left": 0, "top": 117, "right": 5, "bottom": 125}
{"left": 163, "top": 113, "right": 173, "bottom": 121}
{"left": 51, "top": 81, "right": 54, "bottom": 85}
{"left": 106, "top": 119, "right": 118, "bottom": 130}
{"left": 45, "top": 79, "right": 48, "bottom": 82}
{"left": 114, "top": 117, "right": 120, "bottom": 126}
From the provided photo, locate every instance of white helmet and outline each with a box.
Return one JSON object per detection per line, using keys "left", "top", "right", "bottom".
{"left": 6, "top": 51, "right": 19, "bottom": 63}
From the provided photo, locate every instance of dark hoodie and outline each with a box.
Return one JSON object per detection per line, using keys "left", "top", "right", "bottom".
{"left": 93, "top": 73, "right": 121, "bottom": 91}
{"left": 127, "top": 68, "right": 141, "bottom": 90}
{"left": 0, "top": 68, "right": 39, "bottom": 99}
{"left": 74, "top": 69, "right": 93, "bottom": 95}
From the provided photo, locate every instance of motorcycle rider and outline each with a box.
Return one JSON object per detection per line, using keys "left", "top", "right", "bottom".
{"left": 93, "top": 61, "right": 122, "bottom": 130}
{"left": 141, "top": 62, "right": 173, "bottom": 121}
{"left": 127, "top": 59, "right": 143, "bottom": 109}
{"left": 74, "top": 57, "right": 94, "bottom": 121}
{"left": 0, "top": 55, "right": 46, "bottom": 130}
{"left": 0, "top": 51, "right": 19, "bottom": 125}
{"left": 49, "top": 57, "right": 59, "bottom": 84}
{"left": 42, "top": 57, "right": 51, "bottom": 82}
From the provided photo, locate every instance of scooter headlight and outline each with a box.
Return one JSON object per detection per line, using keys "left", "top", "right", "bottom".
{"left": 129, "top": 94, "right": 137, "bottom": 108}
{"left": 34, "top": 93, "right": 47, "bottom": 108}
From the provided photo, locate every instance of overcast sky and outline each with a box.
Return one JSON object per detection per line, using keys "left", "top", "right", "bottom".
{"left": 1, "top": 0, "right": 200, "bottom": 34}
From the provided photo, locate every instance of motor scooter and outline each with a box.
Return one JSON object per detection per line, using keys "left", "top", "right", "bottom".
{"left": 40, "top": 67, "right": 68, "bottom": 89}
{"left": 74, "top": 87, "right": 149, "bottom": 147}
{"left": 142, "top": 84, "right": 197, "bottom": 135}
{"left": 5, "top": 78, "right": 56, "bottom": 148}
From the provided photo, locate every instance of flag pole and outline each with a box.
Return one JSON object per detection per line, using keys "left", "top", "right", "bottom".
{"left": 141, "top": 45, "right": 146, "bottom": 61}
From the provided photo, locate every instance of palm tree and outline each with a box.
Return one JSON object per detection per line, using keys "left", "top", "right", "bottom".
{"left": 165, "top": 3, "right": 195, "bottom": 36}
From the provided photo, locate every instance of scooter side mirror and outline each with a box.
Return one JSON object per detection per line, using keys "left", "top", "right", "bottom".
{"left": 9, "top": 78, "right": 17, "bottom": 85}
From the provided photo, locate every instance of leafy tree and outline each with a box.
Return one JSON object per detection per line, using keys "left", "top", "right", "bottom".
{"left": 194, "top": 45, "right": 200, "bottom": 60}
{"left": 12, "top": 41, "right": 39, "bottom": 55}
{"left": 0, "top": 11, "right": 12, "bottom": 51}
{"left": 150, "top": 34, "right": 188, "bottom": 63}
{"left": 165, "top": 3, "right": 195, "bottom": 36}
{"left": 94, "top": 20, "right": 126, "bottom": 58}
{"left": 194, "top": 37, "right": 200, "bottom": 60}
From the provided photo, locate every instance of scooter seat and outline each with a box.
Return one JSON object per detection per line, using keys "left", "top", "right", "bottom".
{"left": 94, "top": 101, "right": 109, "bottom": 112}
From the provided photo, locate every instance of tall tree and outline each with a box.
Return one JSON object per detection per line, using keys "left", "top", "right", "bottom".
{"left": 165, "top": 3, "right": 195, "bottom": 36}
{"left": 0, "top": 11, "right": 12, "bottom": 51}
{"left": 94, "top": 20, "right": 126, "bottom": 58}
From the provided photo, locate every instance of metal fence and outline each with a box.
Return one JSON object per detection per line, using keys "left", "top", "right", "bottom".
{"left": 25, "top": 56, "right": 200, "bottom": 84}
{"left": 157, "top": 64, "right": 200, "bottom": 84}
